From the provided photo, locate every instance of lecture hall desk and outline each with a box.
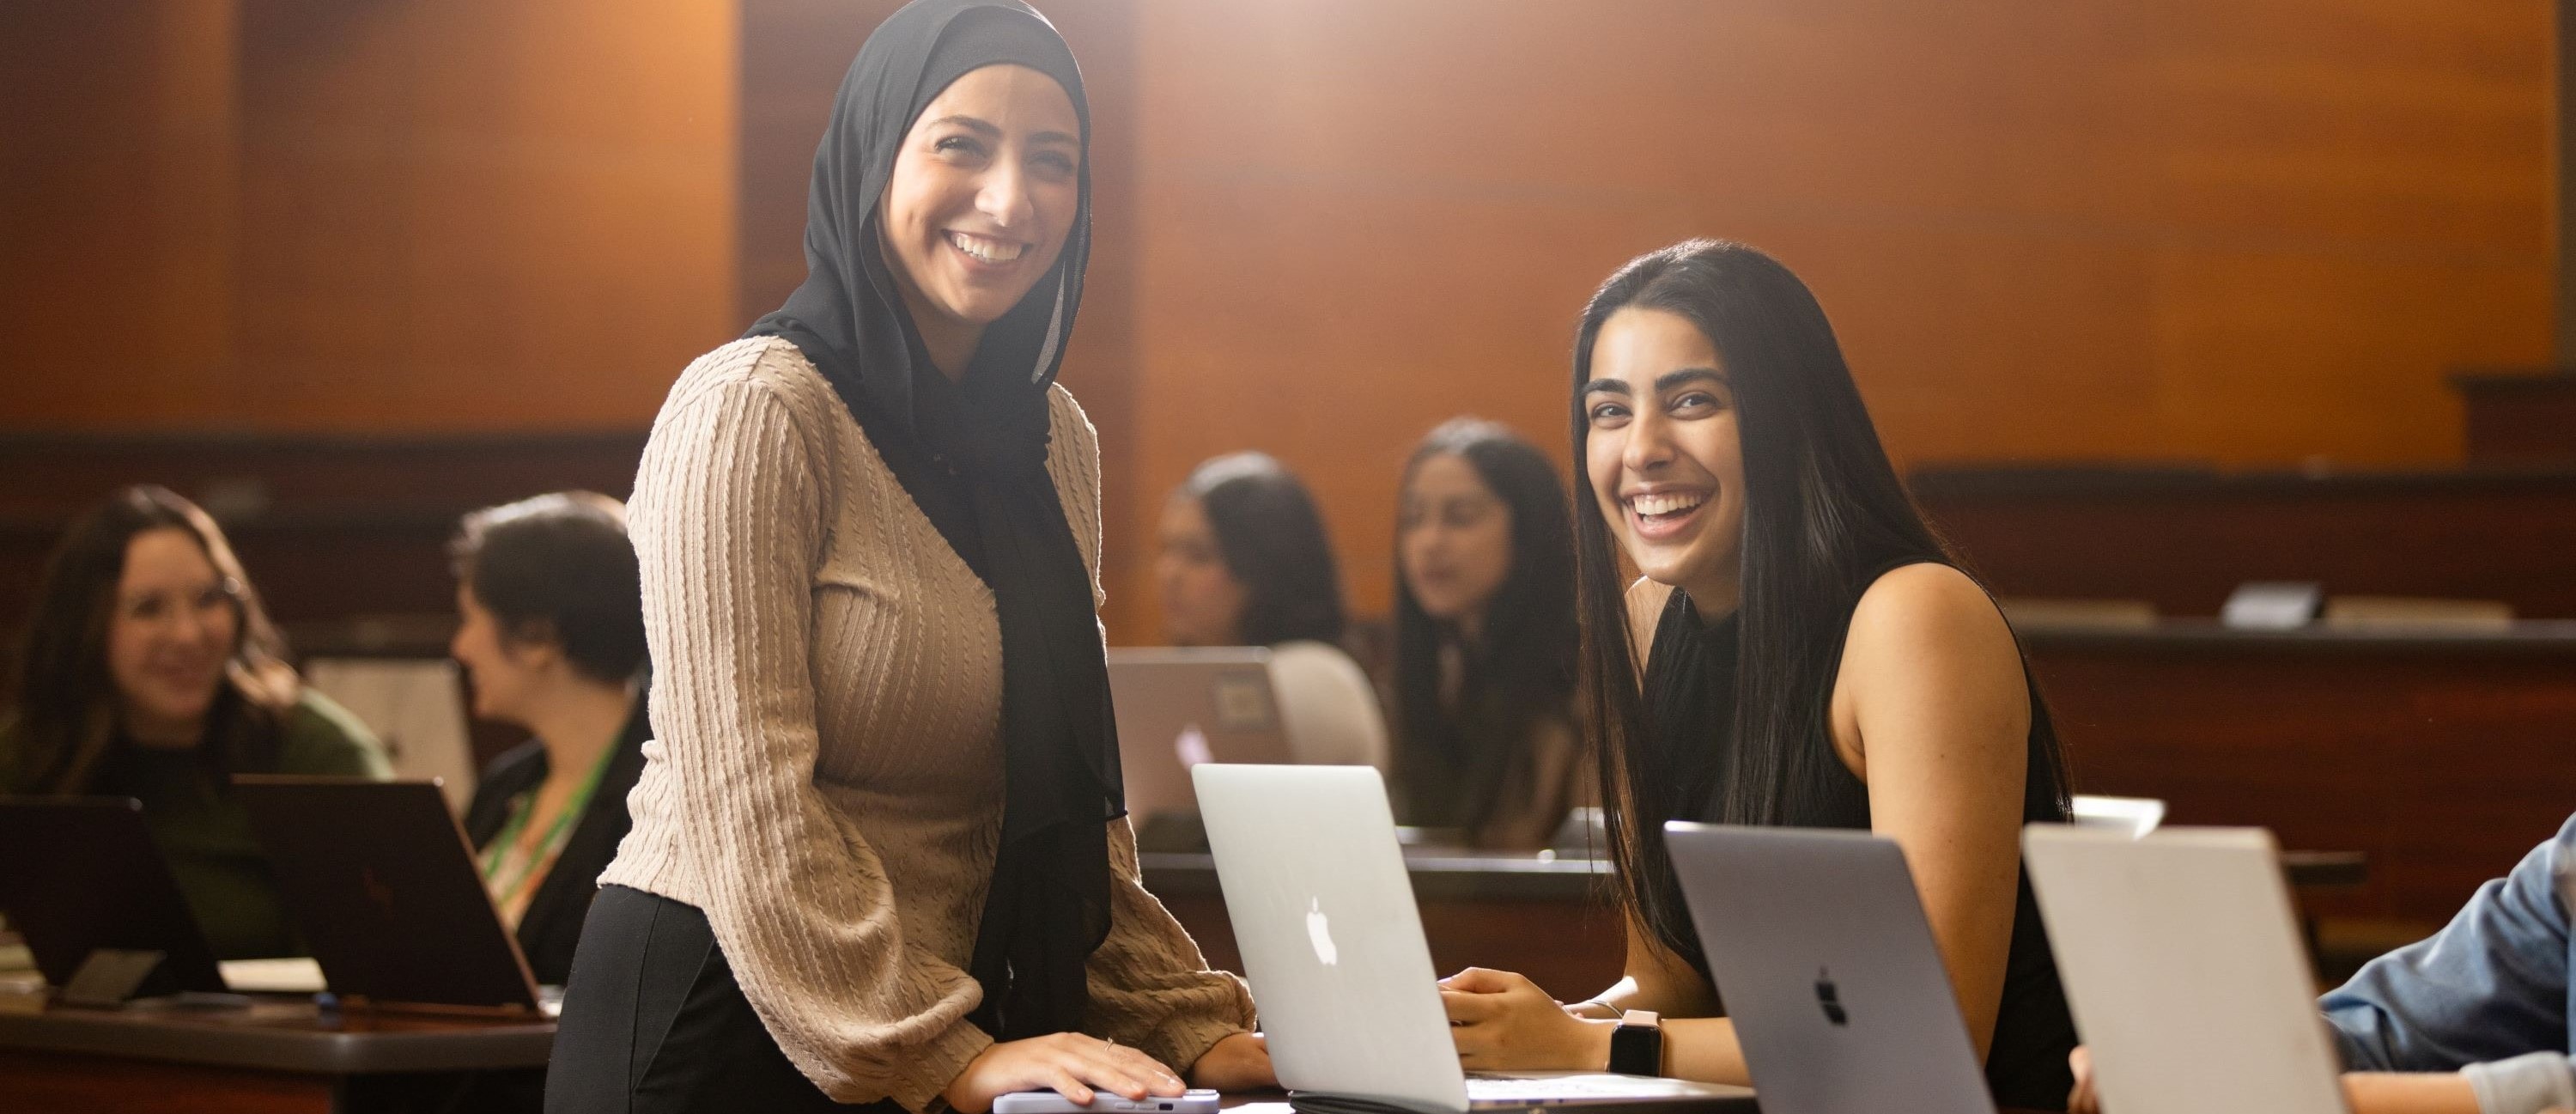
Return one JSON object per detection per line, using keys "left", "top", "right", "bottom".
{"left": 2, "top": 855, "right": 2342, "bottom": 1112}
{"left": 0, "top": 996, "right": 551, "bottom": 1114}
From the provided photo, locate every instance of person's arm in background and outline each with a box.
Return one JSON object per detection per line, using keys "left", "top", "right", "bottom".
{"left": 2323, "top": 817, "right": 2576, "bottom": 1114}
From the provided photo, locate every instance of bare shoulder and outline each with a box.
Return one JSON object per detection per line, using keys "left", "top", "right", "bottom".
{"left": 1843, "top": 562, "right": 2021, "bottom": 684}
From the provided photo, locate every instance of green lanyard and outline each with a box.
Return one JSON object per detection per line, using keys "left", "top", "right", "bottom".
{"left": 478, "top": 742, "right": 619, "bottom": 911}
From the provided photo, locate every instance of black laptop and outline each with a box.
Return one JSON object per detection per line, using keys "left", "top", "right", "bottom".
{"left": 0, "top": 796, "right": 229, "bottom": 999}
{"left": 234, "top": 776, "right": 545, "bottom": 1014}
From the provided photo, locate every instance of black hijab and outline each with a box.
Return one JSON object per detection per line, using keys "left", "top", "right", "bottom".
{"left": 746, "top": 0, "right": 1121, "bottom": 1041}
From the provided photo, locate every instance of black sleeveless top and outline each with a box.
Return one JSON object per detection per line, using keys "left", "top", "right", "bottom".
{"left": 1641, "top": 567, "right": 2078, "bottom": 1111}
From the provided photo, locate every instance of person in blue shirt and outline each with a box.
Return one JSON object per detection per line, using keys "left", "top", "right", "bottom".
{"left": 2072, "top": 814, "right": 2576, "bottom": 1114}
{"left": 2315, "top": 813, "right": 2576, "bottom": 1114}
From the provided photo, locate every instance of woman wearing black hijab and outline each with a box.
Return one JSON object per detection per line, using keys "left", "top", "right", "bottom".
{"left": 547, "top": 3, "right": 1270, "bottom": 1111}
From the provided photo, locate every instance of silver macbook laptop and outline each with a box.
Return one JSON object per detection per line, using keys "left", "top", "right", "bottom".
{"left": 1192, "top": 764, "right": 1754, "bottom": 1114}
{"left": 1108, "top": 648, "right": 1293, "bottom": 819}
{"left": 1663, "top": 824, "right": 1996, "bottom": 1114}
{"left": 2022, "top": 825, "right": 2348, "bottom": 1114}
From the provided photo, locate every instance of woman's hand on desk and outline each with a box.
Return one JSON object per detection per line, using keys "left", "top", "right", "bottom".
{"left": 1440, "top": 968, "right": 1612, "bottom": 1071}
{"left": 1188, "top": 1032, "right": 1277, "bottom": 1092}
{"left": 942, "top": 1032, "right": 1187, "bottom": 1114}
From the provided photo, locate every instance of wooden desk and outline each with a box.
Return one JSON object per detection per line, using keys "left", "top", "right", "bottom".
{"left": 0, "top": 996, "right": 553, "bottom": 1114}
{"left": 2022, "top": 619, "right": 2576, "bottom": 931}
{"left": 2454, "top": 370, "right": 2576, "bottom": 465}
{"left": 1144, "top": 848, "right": 2363, "bottom": 998}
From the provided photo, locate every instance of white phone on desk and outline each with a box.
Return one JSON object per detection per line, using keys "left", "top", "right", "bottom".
{"left": 993, "top": 1089, "right": 1221, "bottom": 1114}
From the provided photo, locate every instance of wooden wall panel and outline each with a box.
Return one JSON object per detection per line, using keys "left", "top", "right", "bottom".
{"left": 1915, "top": 469, "right": 2576, "bottom": 618}
{"left": 0, "top": 3, "right": 240, "bottom": 428}
{"left": 228, "top": 1, "right": 739, "bottom": 432}
{"left": 0, "top": 1, "right": 2555, "bottom": 648}
{"left": 1103, "top": 0, "right": 2553, "bottom": 633}
{"left": 0, "top": 2, "right": 738, "bottom": 435}
{"left": 736, "top": 0, "right": 905, "bottom": 327}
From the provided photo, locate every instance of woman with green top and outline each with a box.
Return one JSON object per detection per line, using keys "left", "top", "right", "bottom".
{"left": 0, "top": 484, "right": 389, "bottom": 959}
{"left": 449, "top": 491, "right": 649, "bottom": 987}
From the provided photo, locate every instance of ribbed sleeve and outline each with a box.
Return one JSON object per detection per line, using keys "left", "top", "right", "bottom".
{"left": 620, "top": 360, "right": 992, "bottom": 1109}
{"left": 1086, "top": 819, "right": 1258, "bottom": 1070}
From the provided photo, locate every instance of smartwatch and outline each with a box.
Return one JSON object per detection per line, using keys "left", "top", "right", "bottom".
{"left": 1607, "top": 1009, "right": 1663, "bottom": 1076}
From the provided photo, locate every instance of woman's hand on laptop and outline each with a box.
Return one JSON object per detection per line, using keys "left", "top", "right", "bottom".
{"left": 1188, "top": 1032, "right": 1276, "bottom": 1093}
{"left": 941, "top": 1032, "right": 1187, "bottom": 1114}
{"left": 1440, "top": 968, "right": 1612, "bottom": 1070}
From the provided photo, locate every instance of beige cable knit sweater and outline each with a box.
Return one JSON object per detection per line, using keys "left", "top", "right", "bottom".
{"left": 601, "top": 337, "right": 1255, "bottom": 1110}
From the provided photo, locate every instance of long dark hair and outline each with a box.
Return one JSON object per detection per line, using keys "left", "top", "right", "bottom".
{"left": 1392, "top": 417, "right": 1579, "bottom": 833}
{"left": 5, "top": 485, "right": 300, "bottom": 794}
{"left": 1572, "top": 240, "right": 2073, "bottom": 965}
{"left": 451, "top": 491, "right": 648, "bottom": 686}
{"left": 1181, "top": 453, "right": 1346, "bottom": 647}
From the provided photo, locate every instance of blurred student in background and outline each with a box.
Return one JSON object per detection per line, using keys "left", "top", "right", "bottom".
{"left": 450, "top": 491, "right": 648, "bottom": 988}
{"left": 0, "top": 485, "right": 387, "bottom": 959}
{"left": 1157, "top": 452, "right": 1387, "bottom": 770}
{"left": 1389, "top": 418, "right": 1583, "bottom": 850}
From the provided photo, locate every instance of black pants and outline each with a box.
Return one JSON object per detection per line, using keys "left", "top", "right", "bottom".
{"left": 547, "top": 885, "right": 901, "bottom": 1114}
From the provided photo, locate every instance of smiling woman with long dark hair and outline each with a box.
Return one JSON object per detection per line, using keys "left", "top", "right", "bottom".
{"left": 1388, "top": 417, "right": 1583, "bottom": 850}
{"left": 1435, "top": 240, "right": 2079, "bottom": 1110}
{"left": 0, "top": 485, "right": 387, "bottom": 959}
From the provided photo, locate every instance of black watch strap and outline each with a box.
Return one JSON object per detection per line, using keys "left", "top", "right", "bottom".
{"left": 1607, "top": 1009, "right": 1663, "bottom": 1076}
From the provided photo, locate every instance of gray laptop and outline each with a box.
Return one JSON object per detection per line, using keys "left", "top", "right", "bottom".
{"left": 1663, "top": 824, "right": 1996, "bottom": 1114}
{"left": 1108, "top": 648, "right": 1292, "bottom": 819}
{"left": 1193, "top": 764, "right": 1754, "bottom": 1114}
{"left": 2021, "top": 825, "right": 2348, "bottom": 1114}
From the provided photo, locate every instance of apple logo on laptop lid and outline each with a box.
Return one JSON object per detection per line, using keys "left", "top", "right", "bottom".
{"left": 1305, "top": 898, "right": 1339, "bottom": 966}
{"left": 1174, "top": 724, "right": 1215, "bottom": 767}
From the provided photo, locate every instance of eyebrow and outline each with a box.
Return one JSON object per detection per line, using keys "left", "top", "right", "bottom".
{"left": 926, "top": 115, "right": 999, "bottom": 137}
{"left": 1578, "top": 367, "right": 1727, "bottom": 396}
{"left": 925, "top": 115, "right": 1078, "bottom": 149}
{"left": 1657, "top": 367, "right": 1726, "bottom": 393}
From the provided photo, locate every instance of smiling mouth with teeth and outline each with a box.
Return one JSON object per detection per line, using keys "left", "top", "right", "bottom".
{"left": 1629, "top": 491, "right": 1709, "bottom": 519}
{"left": 947, "top": 230, "right": 1026, "bottom": 265}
